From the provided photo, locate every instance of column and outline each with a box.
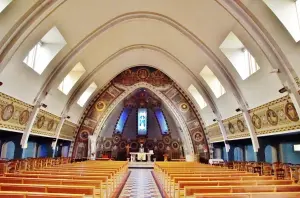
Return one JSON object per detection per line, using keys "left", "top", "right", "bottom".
{"left": 217, "top": 120, "right": 230, "bottom": 153}
{"left": 20, "top": 102, "right": 41, "bottom": 158}
{"left": 51, "top": 116, "right": 66, "bottom": 157}
{"left": 242, "top": 111, "right": 259, "bottom": 152}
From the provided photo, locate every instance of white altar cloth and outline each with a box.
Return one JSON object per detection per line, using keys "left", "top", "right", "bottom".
{"left": 209, "top": 159, "right": 224, "bottom": 165}
{"left": 130, "top": 152, "right": 154, "bottom": 162}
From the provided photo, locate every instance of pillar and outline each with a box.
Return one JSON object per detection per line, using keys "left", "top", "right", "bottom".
{"left": 20, "top": 102, "right": 41, "bottom": 157}
{"left": 51, "top": 116, "right": 66, "bottom": 157}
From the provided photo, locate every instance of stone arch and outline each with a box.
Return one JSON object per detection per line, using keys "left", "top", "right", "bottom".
{"left": 72, "top": 67, "right": 209, "bottom": 160}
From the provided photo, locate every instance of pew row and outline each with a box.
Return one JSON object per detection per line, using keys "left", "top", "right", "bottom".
{"left": 193, "top": 192, "right": 300, "bottom": 198}
{"left": 184, "top": 185, "right": 300, "bottom": 197}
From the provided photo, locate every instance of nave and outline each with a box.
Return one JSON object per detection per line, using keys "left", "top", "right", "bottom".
{"left": 2, "top": 158, "right": 300, "bottom": 197}
{"left": 119, "top": 169, "right": 162, "bottom": 198}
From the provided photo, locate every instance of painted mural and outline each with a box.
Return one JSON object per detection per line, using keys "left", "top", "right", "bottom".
{"left": 0, "top": 92, "right": 33, "bottom": 131}
{"left": 162, "top": 84, "right": 209, "bottom": 157}
{"left": 73, "top": 84, "right": 124, "bottom": 158}
{"left": 32, "top": 110, "right": 60, "bottom": 137}
{"left": 72, "top": 67, "right": 209, "bottom": 159}
{"left": 0, "top": 92, "right": 77, "bottom": 140}
{"left": 207, "top": 95, "right": 300, "bottom": 142}
{"left": 60, "top": 120, "right": 77, "bottom": 140}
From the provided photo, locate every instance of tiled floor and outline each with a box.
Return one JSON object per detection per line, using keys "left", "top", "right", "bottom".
{"left": 119, "top": 169, "right": 162, "bottom": 198}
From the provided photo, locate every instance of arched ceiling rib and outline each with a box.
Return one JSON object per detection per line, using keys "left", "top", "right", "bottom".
{"left": 28, "top": 11, "right": 249, "bottom": 123}
{"left": 0, "top": 0, "right": 66, "bottom": 72}
{"left": 92, "top": 82, "right": 195, "bottom": 155}
{"left": 0, "top": 0, "right": 298, "bottom": 131}
{"left": 65, "top": 45, "right": 219, "bottom": 115}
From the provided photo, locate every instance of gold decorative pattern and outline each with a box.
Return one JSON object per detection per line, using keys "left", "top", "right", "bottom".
{"left": 0, "top": 92, "right": 79, "bottom": 139}
{"left": 31, "top": 109, "right": 60, "bottom": 137}
{"left": 60, "top": 120, "right": 77, "bottom": 140}
{"left": 0, "top": 92, "right": 33, "bottom": 131}
{"left": 207, "top": 95, "right": 300, "bottom": 142}
{"left": 222, "top": 114, "right": 249, "bottom": 140}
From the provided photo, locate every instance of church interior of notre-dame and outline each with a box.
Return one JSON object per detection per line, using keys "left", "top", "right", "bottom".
{"left": 2, "top": 0, "right": 300, "bottom": 197}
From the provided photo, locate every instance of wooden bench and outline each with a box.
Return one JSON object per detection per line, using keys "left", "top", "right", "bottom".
{"left": 193, "top": 192, "right": 300, "bottom": 198}
{"left": 176, "top": 180, "right": 294, "bottom": 198}
{"left": 170, "top": 176, "right": 275, "bottom": 196}
{"left": 0, "top": 191, "right": 84, "bottom": 198}
{"left": 166, "top": 174, "right": 265, "bottom": 192}
{"left": 0, "top": 177, "right": 104, "bottom": 197}
{"left": 184, "top": 185, "right": 300, "bottom": 197}
{"left": 0, "top": 183, "right": 95, "bottom": 197}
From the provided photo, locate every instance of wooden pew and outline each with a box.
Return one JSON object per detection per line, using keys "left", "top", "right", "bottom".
{"left": 0, "top": 183, "right": 95, "bottom": 198}
{"left": 0, "top": 177, "right": 103, "bottom": 197}
{"left": 6, "top": 173, "right": 111, "bottom": 193}
{"left": 0, "top": 191, "right": 84, "bottom": 198}
{"left": 165, "top": 172, "right": 258, "bottom": 188}
{"left": 170, "top": 176, "right": 275, "bottom": 196}
{"left": 2, "top": 160, "right": 129, "bottom": 198}
{"left": 177, "top": 180, "right": 294, "bottom": 198}
{"left": 166, "top": 174, "right": 262, "bottom": 192}
{"left": 184, "top": 185, "right": 300, "bottom": 197}
{"left": 193, "top": 192, "right": 300, "bottom": 198}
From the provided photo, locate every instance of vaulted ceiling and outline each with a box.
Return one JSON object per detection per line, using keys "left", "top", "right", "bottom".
{"left": 1, "top": 0, "right": 300, "bottom": 144}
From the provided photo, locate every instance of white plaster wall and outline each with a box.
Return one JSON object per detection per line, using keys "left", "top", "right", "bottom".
{"left": 0, "top": 20, "right": 70, "bottom": 105}
{"left": 262, "top": 0, "right": 300, "bottom": 42}
{"left": 246, "top": 1, "right": 300, "bottom": 79}
{"left": 214, "top": 93, "right": 239, "bottom": 120}
{"left": 231, "top": 25, "right": 285, "bottom": 108}
{"left": 200, "top": 106, "right": 216, "bottom": 126}
{"left": 0, "top": 0, "right": 34, "bottom": 40}
{"left": 42, "top": 89, "right": 69, "bottom": 117}
{"left": 67, "top": 103, "right": 83, "bottom": 124}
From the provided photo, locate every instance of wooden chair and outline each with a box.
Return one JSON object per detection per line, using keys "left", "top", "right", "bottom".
{"left": 253, "top": 166, "right": 262, "bottom": 176}
{"left": 275, "top": 168, "right": 285, "bottom": 180}
{"left": 263, "top": 166, "right": 272, "bottom": 176}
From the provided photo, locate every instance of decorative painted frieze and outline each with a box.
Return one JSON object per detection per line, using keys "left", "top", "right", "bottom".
{"left": 207, "top": 94, "right": 300, "bottom": 142}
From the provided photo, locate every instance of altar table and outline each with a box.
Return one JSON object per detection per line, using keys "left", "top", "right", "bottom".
{"left": 130, "top": 152, "right": 154, "bottom": 162}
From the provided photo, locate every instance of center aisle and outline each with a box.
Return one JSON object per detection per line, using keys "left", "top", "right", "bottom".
{"left": 119, "top": 169, "right": 162, "bottom": 198}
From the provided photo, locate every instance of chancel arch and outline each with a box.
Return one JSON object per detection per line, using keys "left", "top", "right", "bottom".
{"left": 72, "top": 66, "right": 209, "bottom": 161}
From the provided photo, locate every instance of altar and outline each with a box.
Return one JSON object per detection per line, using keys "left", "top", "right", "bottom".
{"left": 130, "top": 152, "right": 154, "bottom": 162}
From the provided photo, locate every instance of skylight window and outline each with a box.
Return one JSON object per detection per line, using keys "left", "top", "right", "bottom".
{"left": 23, "top": 26, "right": 67, "bottom": 74}
{"left": 0, "top": 0, "right": 12, "bottom": 13}
{"left": 58, "top": 62, "right": 86, "bottom": 95}
{"left": 77, "top": 82, "right": 97, "bottom": 107}
{"left": 200, "top": 66, "right": 226, "bottom": 98}
{"left": 263, "top": 0, "right": 300, "bottom": 42}
{"left": 188, "top": 84, "right": 207, "bottom": 109}
{"left": 220, "top": 32, "right": 260, "bottom": 80}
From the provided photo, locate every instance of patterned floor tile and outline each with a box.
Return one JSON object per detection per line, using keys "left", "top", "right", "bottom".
{"left": 119, "top": 169, "right": 162, "bottom": 198}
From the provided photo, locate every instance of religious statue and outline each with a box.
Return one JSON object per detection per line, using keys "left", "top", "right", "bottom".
{"left": 88, "top": 135, "right": 97, "bottom": 160}
{"left": 125, "top": 144, "right": 131, "bottom": 157}
{"left": 139, "top": 143, "right": 144, "bottom": 153}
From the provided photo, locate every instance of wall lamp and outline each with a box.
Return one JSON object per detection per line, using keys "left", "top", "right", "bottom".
{"left": 41, "top": 103, "right": 47, "bottom": 108}
{"left": 279, "top": 86, "right": 289, "bottom": 94}
{"left": 235, "top": 108, "right": 241, "bottom": 112}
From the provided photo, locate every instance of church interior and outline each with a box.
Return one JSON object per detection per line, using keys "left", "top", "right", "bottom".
{"left": 2, "top": 0, "right": 300, "bottom": 197}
